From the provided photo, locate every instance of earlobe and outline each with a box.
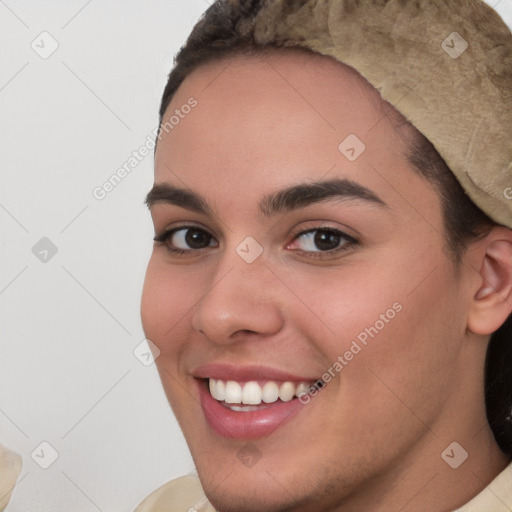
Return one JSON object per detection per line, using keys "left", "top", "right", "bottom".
{"left": 467, "top": 229, "right": 512, "bottom": 336}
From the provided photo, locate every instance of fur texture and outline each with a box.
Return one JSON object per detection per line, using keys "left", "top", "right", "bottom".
{"left": 220, "top": 0, "right": 512, "bottom": 227}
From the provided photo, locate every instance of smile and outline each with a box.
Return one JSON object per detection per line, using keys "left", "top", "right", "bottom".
{"left": 193, "top": 365, "right": 323, "bottom": 439}
{"left": 209, "top": 378, "right": 312, "bottom": 409}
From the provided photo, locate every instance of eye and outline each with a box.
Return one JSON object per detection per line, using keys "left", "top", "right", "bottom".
{"left": 288, "top": 228, "right": 356, "bottom": 254}
{"left": 154, "top": 226, "right": 218, "bottom": 254}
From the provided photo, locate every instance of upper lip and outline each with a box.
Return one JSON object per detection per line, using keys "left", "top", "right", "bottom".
{"left": 191, "top": 363, "right": 320, "bottom": 382}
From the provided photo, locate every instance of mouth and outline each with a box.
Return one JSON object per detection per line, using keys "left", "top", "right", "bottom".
{"left": 192, "top": 365, "right": 323, "bottom": 439}
{"left": 208, "top": 378, "right": 313, "bottom": 411}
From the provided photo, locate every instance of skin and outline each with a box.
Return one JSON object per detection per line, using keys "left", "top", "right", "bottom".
{"left": 141, "top": 50, "right": 512, "bottom": 512}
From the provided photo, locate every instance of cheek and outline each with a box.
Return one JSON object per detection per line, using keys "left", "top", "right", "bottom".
{"left": 285, "top": 250, "right": 461, "bottom": 395}
{"left": 141, "top": 255, "right": 200, "bottom": 352}
{"left": 280, "top": 261, "right": 404, "bottom": 352}
{"left": 321, "top": 264, "right": 463, "bottom": 430}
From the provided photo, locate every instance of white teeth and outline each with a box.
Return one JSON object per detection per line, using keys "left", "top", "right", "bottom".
{"left": 209, "top": 379, "right": 226, "bottom": 401}
{"left": 208, "top": 379, "right": 312, "bottom": 406}
{"left": 295, "top": 382, "right": 309, "bottom": 398}
{"left": 215, "top": 379, "right": 226, "bottom": 401}
{"left": 209, "top": 378, "right": 216, "bottom": 398}
{"left": 224, "top": 404, "right": 262, "bottom": 412}
{"left": 262, "top": 382, "right": 279, "bottom": 403}
{"left": 225, "top": 381, "right": 242, "bottom": 403}
{"left": 279, "top": 382, "right": 295, "bottom": 402}
{"left": 242, "top": 381, "right": 262, "bottom": 405}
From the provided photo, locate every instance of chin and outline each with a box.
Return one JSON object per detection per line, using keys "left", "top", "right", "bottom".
{"left": 191, "top": 444, "right": 358, "bottom": 512}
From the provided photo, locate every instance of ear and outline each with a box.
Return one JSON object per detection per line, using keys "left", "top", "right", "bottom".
{"left": 467, "top": 226, "right": 512, "bottom": 335}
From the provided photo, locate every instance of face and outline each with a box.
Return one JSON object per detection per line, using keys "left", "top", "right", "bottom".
{"left": 142, "top": 51, "right": 480, "bottom": 511}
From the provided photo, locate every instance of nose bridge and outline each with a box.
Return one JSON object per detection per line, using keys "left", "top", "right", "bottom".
{"left": 191, "top": 245, "right": 283, "bottom": 343}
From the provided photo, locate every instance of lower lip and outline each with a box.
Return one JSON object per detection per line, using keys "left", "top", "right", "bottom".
{"left": 197, "top": 380, "right": 307, "bottom": 439}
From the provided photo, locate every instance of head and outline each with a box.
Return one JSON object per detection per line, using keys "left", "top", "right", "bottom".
{"left": 141, "top": 1, "right": 512, "bottom": 511}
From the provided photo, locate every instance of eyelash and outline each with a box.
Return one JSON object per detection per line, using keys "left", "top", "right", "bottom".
{"left": 153, "top": 225, "right": 358, "bottom": 259}
{"left": 289, "top": 227, "right": 358, "bottom": 259}
{"left": 153, "top": 226, "right": 214, "bottom": 258}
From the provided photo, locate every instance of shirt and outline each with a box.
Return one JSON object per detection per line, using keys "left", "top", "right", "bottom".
{"left": 134, "top": 462, "right": 512, "bottom": 512}
{"left": 0, "top": 443, "right": 22, "bottom": 512}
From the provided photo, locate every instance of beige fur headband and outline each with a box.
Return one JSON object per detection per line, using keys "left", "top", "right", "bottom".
{"left": 232, "top": 0, "right": 512, "bottom": 228}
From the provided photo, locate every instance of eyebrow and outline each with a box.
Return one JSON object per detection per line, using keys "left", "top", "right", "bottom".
{"left": 259, "top": 178, "right": 387, "bottom": 216}
{"left": 145, "top": 183, "right": 212, "bottom": 215}
{"left": 145, "top": 178, "right": 387, "bottom": 216}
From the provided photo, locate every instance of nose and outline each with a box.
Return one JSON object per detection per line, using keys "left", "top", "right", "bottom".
{"left": 191, "top": 254, "right": 284, "bottom": 345}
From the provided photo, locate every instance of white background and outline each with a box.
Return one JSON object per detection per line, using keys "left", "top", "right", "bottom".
{"left": 0, "top": 1, "right": 511, "bottom": 511}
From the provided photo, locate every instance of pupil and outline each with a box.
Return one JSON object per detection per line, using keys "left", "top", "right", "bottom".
{"left": 186, "top": 229, "right": 210, "bottom": 249}
{"left": 314, "top": 230, "right": 340, "bottom": 251}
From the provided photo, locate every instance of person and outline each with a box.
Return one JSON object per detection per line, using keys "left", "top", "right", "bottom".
{"left": 137, "top": 0, "right": 512, "bottom": 510}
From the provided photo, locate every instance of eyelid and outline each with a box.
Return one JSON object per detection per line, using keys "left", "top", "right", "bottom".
{"left": 288, "top": 221, "right": 358, "bottom": 241}
{"left": 288, "top": 227, "right": 357, "bottom": 246}
{"left": 153, "top": 221, "right": 359, "bottom": 260}
{"left": 154, "top": 222, "right": 217, "bottom": 241}
{"left": 150, "top": 206, "right": 224, "bottom": 235}
{"left": 153, "top": 225, "right": 220, "bottom": 258}
{"left": 285, "top": 225, "right": 359, "bottom": 259}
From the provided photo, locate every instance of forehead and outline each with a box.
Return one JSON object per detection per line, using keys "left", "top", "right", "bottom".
{"left": 154, "top": 50, "right": 439, "bottom": 224}
{"left": 158, "top": 49, "right": 405, "bottom": 152}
